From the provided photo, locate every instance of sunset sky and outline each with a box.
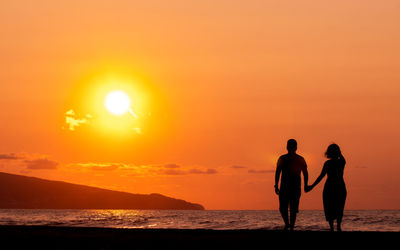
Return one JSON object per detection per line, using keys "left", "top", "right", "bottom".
{"left": 1, "top": 0, "right": 400, "bottom": 209}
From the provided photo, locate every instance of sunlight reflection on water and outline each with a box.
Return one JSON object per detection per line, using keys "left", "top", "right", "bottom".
{"left": 0, "top": 209, "right": 398, "bottom": 231}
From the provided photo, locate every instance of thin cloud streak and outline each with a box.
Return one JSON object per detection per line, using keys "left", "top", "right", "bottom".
{"left": 25, "top": 159, "right": 58, "bottom": 170}
{"left": 231, "top": 165, "right": 247, "bottom": 169}
{"left": 0, "top": 153, "right": 22, "bottom": 160}
{"left": 248, "top": 169, "right": 274, "bottom": 174}
{"left": 68, "top": 162, "right": 218, "bottom": 176}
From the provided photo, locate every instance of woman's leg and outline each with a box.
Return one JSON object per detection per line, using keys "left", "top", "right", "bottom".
{"left": 337, "top": 190, "right": 346, "bottom": 232}
{"left": 328, "top": 220, "right": 334, "bottom": 231}
{"left": 337, "top": 216, "right": 342, "bottom": 231}
{"left": 280, "top": 210, "right": 289, "bottom": 230}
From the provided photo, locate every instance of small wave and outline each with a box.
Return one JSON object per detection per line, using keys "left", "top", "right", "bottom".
{"left": 198, "top": 221, "right": 212, "bottom": 224}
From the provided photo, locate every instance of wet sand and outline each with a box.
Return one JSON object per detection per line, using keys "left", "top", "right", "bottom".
{"left": 0, "top": 226, "right": 398, "bottom": 249}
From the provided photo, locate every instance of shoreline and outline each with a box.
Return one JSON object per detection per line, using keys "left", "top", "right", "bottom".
{"left": 0, "top": 226, "right": 398, "bottom": 249}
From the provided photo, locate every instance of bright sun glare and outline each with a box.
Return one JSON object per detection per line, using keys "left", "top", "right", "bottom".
{"left": 104, "top": 90, "right": 131, "bottom": 115}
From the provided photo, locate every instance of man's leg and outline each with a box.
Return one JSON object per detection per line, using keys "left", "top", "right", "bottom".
{"left": 289, "top": 209, "right": 297, "bottom": 230}
{"left": 289, "top": 194, "right": 300, "bottom": 230}
{"left": 279, "top": 194, "right": 290, "bottom": 230}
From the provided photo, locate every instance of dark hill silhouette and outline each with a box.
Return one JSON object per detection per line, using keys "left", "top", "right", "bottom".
{"left": 0, "top": 172, "right": 204, "bottom": 210}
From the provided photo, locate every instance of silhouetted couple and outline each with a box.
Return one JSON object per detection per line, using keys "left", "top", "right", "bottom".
{"left": 274, "top": 139, "right": 347, "bottom": 231}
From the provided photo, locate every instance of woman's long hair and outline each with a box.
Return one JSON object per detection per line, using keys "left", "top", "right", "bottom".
{"left": 325, "top": 143, "right": 342, "bottom": 159}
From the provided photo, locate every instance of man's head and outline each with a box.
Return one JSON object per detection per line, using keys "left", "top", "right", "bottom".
{"left": 286, "top": 139, "right": 297, "bottom": 153}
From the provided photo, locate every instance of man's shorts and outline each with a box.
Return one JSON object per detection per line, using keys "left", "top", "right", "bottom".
{"left": 279, "top": 191, "right": 300, "bottom": 213}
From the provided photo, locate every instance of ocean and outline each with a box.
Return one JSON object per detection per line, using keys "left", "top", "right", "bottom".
{"left": 0, "top": 210, "right": 398, "bottom": 232}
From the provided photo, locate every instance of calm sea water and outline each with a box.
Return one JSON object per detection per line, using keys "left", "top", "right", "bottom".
{"left": 0, "top": 210, "right": 398, "bottom": 232}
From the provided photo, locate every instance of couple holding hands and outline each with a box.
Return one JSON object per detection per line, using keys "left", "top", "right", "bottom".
{"left": 274, "top": 139, "right": 347, "bottom": 231}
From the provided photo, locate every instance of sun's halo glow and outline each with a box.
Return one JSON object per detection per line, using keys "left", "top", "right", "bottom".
{"left": 104, "top": 90, "right": 131, "bottom": 115}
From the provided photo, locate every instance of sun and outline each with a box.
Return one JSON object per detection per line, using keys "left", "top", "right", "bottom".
{"left": 104, "top": 90, "right": 131, "bottom": 115}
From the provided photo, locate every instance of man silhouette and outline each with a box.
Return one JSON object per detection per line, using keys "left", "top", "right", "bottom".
{"left": 274, "top": 139, "right": 308, "bottom": 230}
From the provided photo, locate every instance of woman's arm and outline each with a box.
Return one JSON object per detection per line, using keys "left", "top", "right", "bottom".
{"left": 309, "top": 162, "right": 328, "bottom": 191}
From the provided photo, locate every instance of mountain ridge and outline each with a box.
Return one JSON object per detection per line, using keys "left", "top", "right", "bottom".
{"left": 0, "top": 172, "right": 204, "bottom": 210}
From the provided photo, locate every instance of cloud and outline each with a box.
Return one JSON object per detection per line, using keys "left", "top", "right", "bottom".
{"left": 154, "top": 164, "right": 186, "bottom": 175}
{"left": 70, "top": 163, "right": 149, "bottom": 176}
{"left": 0, "top": 153, "right": 59, "bottom": 171}
{"left": 248, "top": 169, "right": 274, "bottom": 174}
{"left": 150, "top": 163, "right": 181, "bottom": 169}
{"left": 162, "top": 164, "right": 181, "bottom": 169}
{"left": 63, "top": 109, "right": 91, "bottom": 131}
{"left": 25, "top": 159, "right": 58, "bottom": 170}
{"left": 68, "top": 162, "right": 219, "bottom": 176}
{"left": 158, "top": 167, "right": 218, "bottom": 175}
{"left": 0, "top": 153, "right": 22, "bottom": 160}
{"left": 149, "top": 164, "right": 218, "bottom": 175}
{"left": 1, "top": 152, "right": 58, "bottom": 168}
{"left": 231, "top": 165, "right": 247, "bottom": 169}
{"left": 91, "top": 164, "right": 120, "bottom": 171}
{"left": 189, "top": 168, "right": 218, "bottom": 174}
{"left": 74, "top": 163, "right": 125, "bottom": 171}
{"left": 162, "top": 169, "right": 187, "bottom": 175}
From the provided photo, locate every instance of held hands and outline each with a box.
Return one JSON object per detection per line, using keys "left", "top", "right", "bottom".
{"left": 304, "top": 184, "right": 313, "bottom": 193}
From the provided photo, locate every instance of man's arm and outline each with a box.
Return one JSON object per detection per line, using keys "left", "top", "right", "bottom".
{"left": 302, "top": 159, "right": 309, "bottom": 192}
{"left": 274, "top": 157, "right": 282, "bottom": 195}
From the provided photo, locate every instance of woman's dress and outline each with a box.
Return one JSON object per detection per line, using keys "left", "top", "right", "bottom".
{"left": 322, "top": 159, "right": 347, "bottom": 221}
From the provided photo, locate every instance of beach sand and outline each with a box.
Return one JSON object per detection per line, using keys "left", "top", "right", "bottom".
{"left": 0, "top": 226, "right": 397, "bottom": 249}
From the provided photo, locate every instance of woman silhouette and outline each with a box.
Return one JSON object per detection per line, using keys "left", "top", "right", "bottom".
{"left": 307, "top": 144, "right": 347, "bottom": 231}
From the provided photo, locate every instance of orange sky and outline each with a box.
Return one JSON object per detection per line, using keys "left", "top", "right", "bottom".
{"left": 0, "top": 0, "right": 400, "bottom": 209}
